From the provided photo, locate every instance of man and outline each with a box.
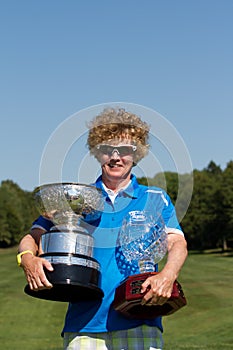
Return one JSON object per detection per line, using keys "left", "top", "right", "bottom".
{"left": 18, "top": 107, "right": 187, "bottom": 349}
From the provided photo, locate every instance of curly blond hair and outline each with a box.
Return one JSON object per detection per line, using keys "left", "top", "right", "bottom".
{"left": 87, "top": 107, "right": 150, "bottom": 163}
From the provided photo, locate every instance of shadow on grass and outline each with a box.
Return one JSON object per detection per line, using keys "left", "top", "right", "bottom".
{"left": 189, "top": 249, "right": 233, "bottom": 257}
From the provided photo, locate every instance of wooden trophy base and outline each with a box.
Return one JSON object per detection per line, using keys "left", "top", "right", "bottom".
{"left": 113, "top": 272, "right": 187, "bottom": 319}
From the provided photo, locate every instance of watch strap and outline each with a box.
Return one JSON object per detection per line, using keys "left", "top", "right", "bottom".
{"left": 17, "top": 250, "right": 34, "bottom": 266}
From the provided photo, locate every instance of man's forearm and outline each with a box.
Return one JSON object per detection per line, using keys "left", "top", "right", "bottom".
{"left": 161, "top": 234, "right": 188, "bottom": 280}
{"left": 18, "top": 234, "right": 39, "bottom": 255}
{"left": 18, "top": 228, "right": 46, "bottom": 255}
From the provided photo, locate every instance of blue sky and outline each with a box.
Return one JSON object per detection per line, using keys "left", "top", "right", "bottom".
{"left": 0, "top": 0, "right": 232, "bottom": 191}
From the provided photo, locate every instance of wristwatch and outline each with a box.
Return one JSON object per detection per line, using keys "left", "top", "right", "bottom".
{"left": 17, "top": 250, "right": 34, "bottom": 266}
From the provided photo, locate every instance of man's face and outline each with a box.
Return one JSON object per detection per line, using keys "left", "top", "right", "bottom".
{"left": 95, "top": 142, "right": 136, "bottom": 182}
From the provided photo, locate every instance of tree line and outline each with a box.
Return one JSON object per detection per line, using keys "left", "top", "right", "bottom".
{"left": 0, "top": 160, "right": 232, "bottom": 251}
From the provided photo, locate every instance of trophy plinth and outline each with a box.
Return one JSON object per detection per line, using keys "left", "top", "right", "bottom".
{"left": 25, "top": 253, "right": 103, "bottom": 302}
{"left": 113, "top": 272, "right": 186, "bottom": 319}
{"left": 113, "top": 211, "right": 187, "bottom": 318}
{"left": 24, "top": 183, "right": 104, "bottom": 302}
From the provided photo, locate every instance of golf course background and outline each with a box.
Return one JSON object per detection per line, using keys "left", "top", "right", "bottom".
{"left": 1, "top": 248, "right": 232, "bottom": 349}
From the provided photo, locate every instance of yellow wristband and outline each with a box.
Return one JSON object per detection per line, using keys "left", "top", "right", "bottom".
{"left": 16, "top": 250, "right": 34, "bottom": 267}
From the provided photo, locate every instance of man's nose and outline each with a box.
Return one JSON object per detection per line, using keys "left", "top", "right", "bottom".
{"left": 110, "top": 149, "right": 120, "bottom": 159}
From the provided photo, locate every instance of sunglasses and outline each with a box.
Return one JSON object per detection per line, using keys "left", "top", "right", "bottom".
{"left": 96, "top": 144, "right": 137, "bottom": 156}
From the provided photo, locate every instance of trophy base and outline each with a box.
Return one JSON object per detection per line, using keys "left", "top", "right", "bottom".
{"left": 113, "top": 272, "right": 187, "bottom": 319}
{"left": 24, "top": 253, "right": 104, "bottom": 302}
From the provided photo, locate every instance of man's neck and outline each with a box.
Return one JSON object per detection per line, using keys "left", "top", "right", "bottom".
{"left": 102, "top": 177, "right": 131, "bottom": 193}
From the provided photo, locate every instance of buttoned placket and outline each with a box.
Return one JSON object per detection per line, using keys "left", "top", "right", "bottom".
{"left": 105, "top": 191, "right": 137, "bottom": 232}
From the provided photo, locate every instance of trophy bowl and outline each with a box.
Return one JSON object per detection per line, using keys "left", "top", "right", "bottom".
{"left": 113, "top": 210, "right": 187, "bottom": 318}
{"left": 24, "top": 183, "right": 104, "bottom": 302}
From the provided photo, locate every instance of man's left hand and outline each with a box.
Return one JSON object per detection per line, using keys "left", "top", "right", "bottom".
{"left": 140, "top": 273, "right": 175, "bottom": 306}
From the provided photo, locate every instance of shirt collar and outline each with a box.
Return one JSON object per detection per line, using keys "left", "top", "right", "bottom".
{"left": 94, "top": 174, "right": 139, "bottom": 199}
{"left": 102, "top": 181, "right": 132, "bottom": 197}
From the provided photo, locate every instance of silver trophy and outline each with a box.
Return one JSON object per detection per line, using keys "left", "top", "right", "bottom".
{"left": 24, "top": 183, "right": 104, "bottom": 302}
{"left": 113, "top": 210, "right": 187, "bottom": 318}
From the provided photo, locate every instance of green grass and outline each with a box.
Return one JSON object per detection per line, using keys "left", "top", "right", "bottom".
{"left": 161, "top": 251, "right": 233, "bottom": 350}
{"left": 0, "top": 248, "right": 233, "bottom": 350}
{"left": 0, "top": 247, "right": 66, "bottom": 350}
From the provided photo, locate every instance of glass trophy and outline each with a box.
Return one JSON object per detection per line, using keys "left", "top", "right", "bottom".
{"left": 113, "top": 210, "right": 187, "bottom": 318}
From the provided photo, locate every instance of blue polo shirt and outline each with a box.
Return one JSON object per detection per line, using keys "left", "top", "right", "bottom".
{"left": 32, "top": 175, "right": 183, "bottom": 334}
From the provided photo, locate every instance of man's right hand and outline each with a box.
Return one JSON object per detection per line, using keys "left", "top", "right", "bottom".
{"left": 21, "top": 253, "right": 54, "bottom": 290}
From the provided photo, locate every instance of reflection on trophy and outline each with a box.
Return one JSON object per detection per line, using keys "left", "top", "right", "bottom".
{"left": 113, "top": 211, "right": 187, "bottom": 318}
{"left": 24, "top": 183, "right": 104, "bottom": 302}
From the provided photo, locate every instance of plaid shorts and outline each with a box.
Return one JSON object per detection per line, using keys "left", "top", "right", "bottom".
{"left": 63, "top": 325, "right": 163, "bottom": 350}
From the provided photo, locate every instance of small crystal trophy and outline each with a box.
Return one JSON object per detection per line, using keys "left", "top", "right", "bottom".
{"left": 113, "top": 211, "right": 187, "bottom": 318}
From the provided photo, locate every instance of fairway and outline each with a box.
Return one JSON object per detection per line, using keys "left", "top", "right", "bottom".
{"left": 0, "top": 248, "right": 233, "bottom": 350}
{"left": 161, "top": 251, "right": 233, "bottom": 349}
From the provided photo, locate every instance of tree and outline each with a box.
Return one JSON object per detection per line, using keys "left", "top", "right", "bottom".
{"left": 0, "top": 180, "right": 38, "bottom": 247}
{"left": 1, "top": 159, "right": 233, "bottom": 250}
{"left": 220, "top": 161, "right": 233, "bottom": 249}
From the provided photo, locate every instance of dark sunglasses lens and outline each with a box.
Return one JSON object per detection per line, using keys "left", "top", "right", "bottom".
{"left": 118, "top": 146, "right": 134, "bottom": 155}
{"left": 98, "top": 145, "right": 113, "bottom": 154}
{"left": 98, "top": 145, "right": 135, "bottom": 155}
